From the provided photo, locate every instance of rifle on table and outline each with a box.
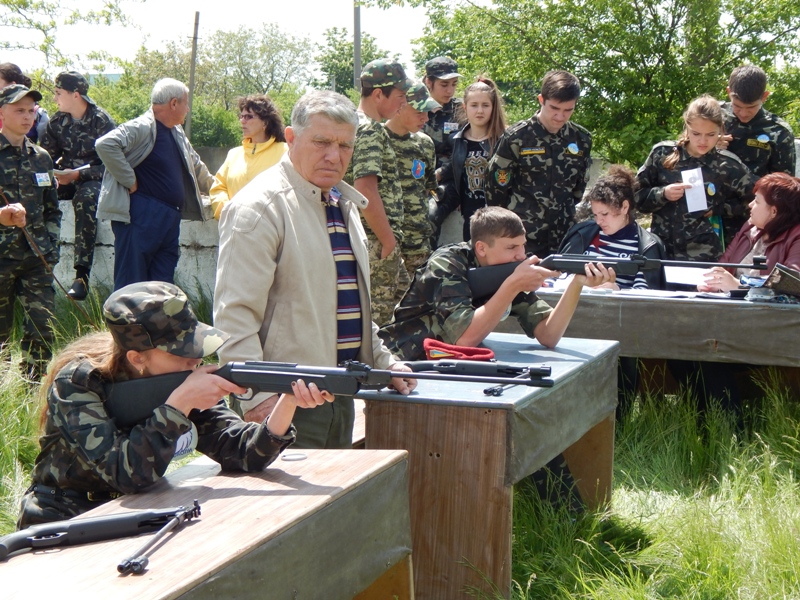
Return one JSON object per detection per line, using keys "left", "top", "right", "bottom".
{"left": 468, "top": 254, "right": 768, "bottom": 299}
{"left": 105, "top": 359, "right": 554, "bottom": 428}
{"left": 0, "top": 501, "right": 200, "bottom": 571}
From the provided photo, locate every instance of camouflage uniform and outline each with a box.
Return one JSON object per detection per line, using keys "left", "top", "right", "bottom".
{"left": 424, "top": 97, "right": 462, "bottom": 171}
{"left": 351, "top": 110, "right": 409, "bottom": 326}
{"left": 635, "top": 142, "right": 755, "bottom": 260}
{"left": 379, "top": 242, "right": 552, "bottom": 360}
{"left": 720, "top": 103, "right": 796, "bottom": 179}
{"left": 41, "top": 99, "right": 116, "bottom": 273}
{"left": 0, "top": 127, "right": 60, "bottom": 368}
{"left": 485, "top": 116, "right": 592, "bottom": 257}
{"left": 386, "top": 127, "right": 436, "bottom": 277}
{"left": 18, "top": 361, "right": 295, "bottom": 527}
{"left": 18, "top": 280, "right": 296, "bottom": 527}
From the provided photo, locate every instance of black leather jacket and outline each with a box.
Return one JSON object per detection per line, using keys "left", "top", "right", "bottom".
{"left": 558, "top": 220, "right": 668, "bottom": 290}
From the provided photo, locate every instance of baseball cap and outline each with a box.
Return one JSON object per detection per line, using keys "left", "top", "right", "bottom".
{"left": 104, "top": 281, "right": 229, "bottom": 358}
{"left": 406, "top": 81, "right": 442, "bottom": 113}
{"left": 55, "top": 71, "right": 95, "bottom": 105}
{"left": 360, "top": 59, "right": 412, "bottom": 91}
{"left": 425, "top": 57, "right": 462, "bottom": 80}
{"left": 0, "top": 84, "right": 43, "bottom": 107}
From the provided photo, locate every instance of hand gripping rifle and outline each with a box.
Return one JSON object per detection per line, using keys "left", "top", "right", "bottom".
{"left": 105, "top": 360, "right": 554, "bottom": 427}
{"left": 467, "top": 254, "right": 769, "bottom": 299}
{"left": 0, "top": 501, "right": 201, "bottom": 573}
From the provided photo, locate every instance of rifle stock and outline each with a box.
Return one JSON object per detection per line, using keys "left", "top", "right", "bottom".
{"left": 0, "top": 505, "right": 195, "bottom": 561}
{"left": 105, "top": 360, "right": 555, "bottom": 428}
{"left": 468, "top": 254, "right": 768, "bottom": 299}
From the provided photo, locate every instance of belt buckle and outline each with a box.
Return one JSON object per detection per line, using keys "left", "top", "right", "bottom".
{"left": 86, "top": 490, "right": 122, "bottom": 502}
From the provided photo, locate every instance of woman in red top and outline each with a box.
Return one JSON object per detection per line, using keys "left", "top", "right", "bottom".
{"left": 700, "top": 172, "right": 800, "bottom": 292}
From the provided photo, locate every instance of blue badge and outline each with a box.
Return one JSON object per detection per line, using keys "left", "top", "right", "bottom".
{"left": 412, "top": 159, "right": 425, "bottom": 179}
{"left": 757, "top": 134, "right": 770, "bottom": 143}
{"left": 567, "top": 142, "right": 580, "bottom": 154}
{"left": 706, "top": 182, "right": 716, "bottom": 196}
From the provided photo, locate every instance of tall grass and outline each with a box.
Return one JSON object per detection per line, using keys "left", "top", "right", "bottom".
{"left": 501, "top": 376, "right": 800, "bottom": 599}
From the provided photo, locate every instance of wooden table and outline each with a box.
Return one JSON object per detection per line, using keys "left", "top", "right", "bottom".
{"left": 360, "top": 333, "right": 619, "bottom": 599}
{"left": 2, "top": 450, "right": 413, "bottom": 600}
{"left": 532, "top": 289, "right": 800, "bottom": 366}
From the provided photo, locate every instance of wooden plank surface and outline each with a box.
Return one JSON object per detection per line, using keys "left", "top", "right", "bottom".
{"left": 2, "top": 450, "right": 411, "bottom": 600}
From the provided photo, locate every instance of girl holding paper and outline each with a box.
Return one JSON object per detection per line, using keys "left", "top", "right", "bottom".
{"left": 635, "top": 95, "right": 755, "bottom": 260}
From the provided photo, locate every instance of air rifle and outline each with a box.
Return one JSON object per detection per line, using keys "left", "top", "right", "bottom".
{"left": 105, "top": 360, "right": 554, "bottom": 428}
{"left": 468, "top": 254, "right": 768, "bottom": 299}
{"left": 0, "top": 501, "right": 200, "bottom": 569}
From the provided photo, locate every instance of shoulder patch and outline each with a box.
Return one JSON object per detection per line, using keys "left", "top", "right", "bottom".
{"left": 494, "top": 169, "right": 511, "bottom": 187}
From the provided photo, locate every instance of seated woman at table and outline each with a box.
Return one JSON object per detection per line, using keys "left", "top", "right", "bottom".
{"left": 699, "top": 172, "right": 800, "bottom": 292}
{"left": 18, "top": 281, "right": 332, "bottom": 528}
{"left": 671, "top": 173, "right": 800, "bottom": 423}
{"left": 559, "top": 165, "right": 668, "bottom": 420}
{"left": 559, "top": 164, "right": 667, "bottom": 290}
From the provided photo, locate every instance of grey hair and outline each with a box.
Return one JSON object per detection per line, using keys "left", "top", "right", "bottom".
{"left": 290, "top": 90, "right": 357, "bottom": 136}
{"left": 151, "top": 78, "right": 189, "bottom": 105}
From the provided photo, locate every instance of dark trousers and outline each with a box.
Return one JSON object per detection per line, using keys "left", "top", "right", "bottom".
{"left": 111, "top": 191, "right": 181, "bottom": 290}
{"left": 0, "top": 255, "right": 55, "bottom": 362}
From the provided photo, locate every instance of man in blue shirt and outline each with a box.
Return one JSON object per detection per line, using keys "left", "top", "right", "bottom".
{"left": 96, "top": 78, "right": 213, "bottom": 289}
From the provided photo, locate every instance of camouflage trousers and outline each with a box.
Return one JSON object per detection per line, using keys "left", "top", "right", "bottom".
{"left": 58, "top": 180, "right": 100, "bottom": 271}
{"left": 0, "top": 255, "right": 56, "bottom": 364}
{"left": 367, "top": 235, "right": 410, "bottom": 327}
{"left": 402, "top": 248, "right": 430, "bottom": 281}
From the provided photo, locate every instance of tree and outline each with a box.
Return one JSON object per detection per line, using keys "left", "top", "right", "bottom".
{"left": 313, "top": 27, "right": 396, "bottom": 97}
{"left": 377, "top": 0, "right": 800, "bottom": 166}
{"left": 93, "top": 25, "right": 313, "bottom": 146}
{"left": 0, "top": 0, "right": 135, "bottom": 66}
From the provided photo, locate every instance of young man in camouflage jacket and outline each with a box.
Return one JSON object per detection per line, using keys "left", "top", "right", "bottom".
{"left": 0, "top": 84, "right": 60, "bottom": 377}
{"left": 41, "top": 71, "right": 116, "bottom": 300}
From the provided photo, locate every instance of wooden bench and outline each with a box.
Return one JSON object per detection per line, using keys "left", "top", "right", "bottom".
{"left": 3, "top": 450, "right": 414, "bottom": 600}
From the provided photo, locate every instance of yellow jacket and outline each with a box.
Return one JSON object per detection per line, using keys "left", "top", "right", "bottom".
{"left": 209, "top": 137, "right": 287, "bottom": 219}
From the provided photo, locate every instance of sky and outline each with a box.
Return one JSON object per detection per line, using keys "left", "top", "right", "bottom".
{"left": 3, "top": 0, "right": 432, "bottom": 79}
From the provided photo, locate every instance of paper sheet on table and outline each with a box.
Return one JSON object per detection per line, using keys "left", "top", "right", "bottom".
{"left": 681, "top": 167, "right": 708, "bottom": 212}
{"left": 664, "top": 265, "right": 708, "bottom": 287}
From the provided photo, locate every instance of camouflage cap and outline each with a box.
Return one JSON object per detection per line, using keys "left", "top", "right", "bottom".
{"left": 0, "top": 84, "right": 43, "bottom": 107}
{"left": 55, "top": 71, "right": 95, "bottom": 105}
{"left": 425, "top": 57, "right": 462, "bottom": 80}
{"left": 103, "top": 281, "right": 229, "bottom": 359}
{"left": 406, "top": 81, "right": 441, "bottom": 113}
{"left": 360, "top": 59, "right": 412, "bottom": 91}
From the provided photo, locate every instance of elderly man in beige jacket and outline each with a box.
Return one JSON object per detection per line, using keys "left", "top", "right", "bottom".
{"left": 213, "top": 90, "right": 415, "bottom": 449}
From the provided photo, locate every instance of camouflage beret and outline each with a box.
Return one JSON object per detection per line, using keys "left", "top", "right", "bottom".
{"left": 360, "top": 59, "right": 412, "bottom": 91}
{"left": 55, "top": 71, "right": 95, "bottom": 105}
{"left": 104, "top": 281, "right": 228, "bottom": 359}
{"left": 425, "top": 57, "right": 462, "bottom": 80}
{"left": 0, "top": 84, "right": 42, "bottom": 107}
{"left": 406, "top": 81, "right": 441, "bottom": 113}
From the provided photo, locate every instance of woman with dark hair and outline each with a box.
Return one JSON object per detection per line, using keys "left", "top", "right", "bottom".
{"left": 0, "top": 62, "right": 48, "bottom": 142}
{"left": 700, "top": 172, "right": 800, "bottom": 291}
{"left": 559, "top": 165, "right": 667, "bottom": 420}
{"left": 210, "top": 94, "right": 287, "bottom": 219}
{"left": 560, "top": 164, "right": 667, "bottom": 290}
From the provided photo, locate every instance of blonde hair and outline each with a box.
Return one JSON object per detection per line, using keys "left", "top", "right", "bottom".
{"left": 663, "top": 95, "right": 723, "bottom": 169}
{"left": 39, "top": 332, "right": 133, "bottom": 429}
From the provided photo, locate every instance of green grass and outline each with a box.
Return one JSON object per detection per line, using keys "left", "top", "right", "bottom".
{"left": 2, "top": 295, "right": 800, "bottom": 599}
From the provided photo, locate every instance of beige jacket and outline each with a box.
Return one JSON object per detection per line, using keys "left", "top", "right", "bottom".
{"left": 214, "top": 154, "right": 397, "bottom": 411}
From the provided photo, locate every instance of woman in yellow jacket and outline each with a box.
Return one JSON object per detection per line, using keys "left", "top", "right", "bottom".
{"left": 210, "top": 94, "right": 288, "bottom": 219}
